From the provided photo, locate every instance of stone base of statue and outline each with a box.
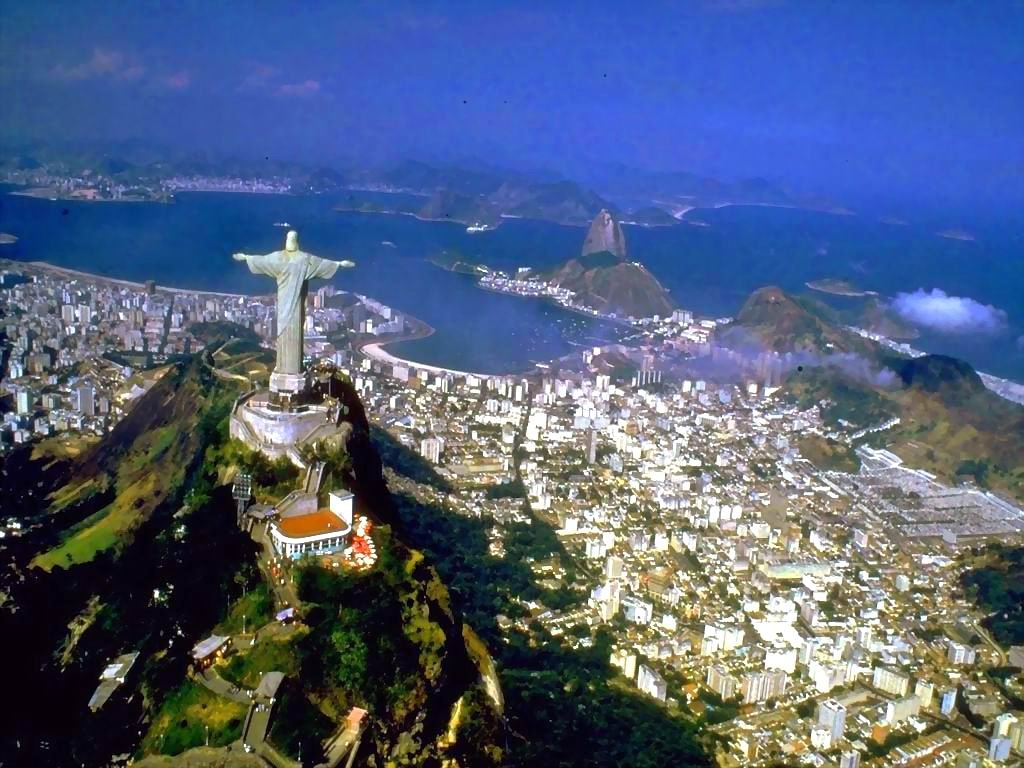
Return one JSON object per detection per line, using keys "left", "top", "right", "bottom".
{"left": 229, "top": 385, "right": 349, "bottom": 464}
{"left": 269, "top": 371, "right": 309, "bottom": 397}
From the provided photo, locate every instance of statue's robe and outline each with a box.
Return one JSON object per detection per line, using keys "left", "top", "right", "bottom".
{"left": 240, "top": 250, "right": 338, "bottom": 375}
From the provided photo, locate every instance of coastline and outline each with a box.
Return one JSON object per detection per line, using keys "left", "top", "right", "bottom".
{"left": 476, "top": 278, "right": 636, "bottom": 328}
{"left": 10, "top": 188, "right": 168, "bottom": 204}
{"left": 335, "top": 204, "right": 598, "bottom": 230}
{"left": 2, "top": 255, "right": 502, "bottom": 378}
{"left": 1, "top": 259, "right": 262, "bottom": 300}
{"left": 360, "top": 340, "right": 494, "bottom": 379}
{"left": 356, "top": 311, "right": 523, "bottom": 379}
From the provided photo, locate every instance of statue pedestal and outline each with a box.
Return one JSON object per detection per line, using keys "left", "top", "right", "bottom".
{"left": 270, "top": 371, "right": 310, "bottom": 397}
{"left": 229, "top": 389, "right": 350, "bottom": 464}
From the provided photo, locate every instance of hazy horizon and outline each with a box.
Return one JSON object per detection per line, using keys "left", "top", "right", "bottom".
{"left": 1, "top": 1, "right": 1022, "bottom": 209}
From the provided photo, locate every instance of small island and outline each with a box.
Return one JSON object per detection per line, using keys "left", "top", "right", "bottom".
{"left": 0, "top": 233, "right": 17, "bottom": 244}
{"left": 806, "top": 277, "right": 876, "bottom": 297}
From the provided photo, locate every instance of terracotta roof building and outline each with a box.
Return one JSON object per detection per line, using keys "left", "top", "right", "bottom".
{"left": 270, "top": 490, "right": 353, "bottom": 560}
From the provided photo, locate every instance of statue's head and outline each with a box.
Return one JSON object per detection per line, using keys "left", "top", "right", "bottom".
{"left": 285, "top": 230, "right": 299, "bottom": 252}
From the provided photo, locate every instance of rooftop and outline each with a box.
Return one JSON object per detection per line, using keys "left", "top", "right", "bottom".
{"left": 276, "top": 509, "right": 347, "bottom": 539}
{"left": 191, "top": 634, "right": 229, "bottom": 660}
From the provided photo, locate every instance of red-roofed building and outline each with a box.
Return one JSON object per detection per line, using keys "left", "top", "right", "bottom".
{"left": 270, "top": 490, "right": 353, "bottom": 560}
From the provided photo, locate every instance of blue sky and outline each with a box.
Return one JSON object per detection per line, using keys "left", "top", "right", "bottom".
{"left": 1, "top": 0, "right": 1022, "bottom": 206}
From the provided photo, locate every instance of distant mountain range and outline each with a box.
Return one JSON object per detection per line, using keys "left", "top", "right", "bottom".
{"left": 338, "top": 162, "right": 616, "bottom": 227}
{"left": 1, "top": 141, "right": 844, "bottom": 227}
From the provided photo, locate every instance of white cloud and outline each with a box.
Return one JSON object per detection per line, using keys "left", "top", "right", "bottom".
{"left": 52, "top": 48, "right": 145, "bottom": 82}
{"left": 237, "top": 65, "right": 322, "bottom": 98}
{"left": 892, "top": 288, "right": 1007, "bottom": 334}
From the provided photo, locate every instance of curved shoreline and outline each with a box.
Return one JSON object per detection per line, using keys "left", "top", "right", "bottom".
{"left": 3, "top": 257, "right": 520, "bottom": 378}
{"left": 356, "top": 317, "right": 518, "bottom": 379}
{"left": 360, "top": 341, "right": 494, "bottom": 379}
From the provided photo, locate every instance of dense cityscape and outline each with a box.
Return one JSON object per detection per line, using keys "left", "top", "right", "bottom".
{"left": 3, "top": 3, "right": 1024, "bottom": 766}
{"left": 3, "top": 251, "right": 1023, "bottom": 765}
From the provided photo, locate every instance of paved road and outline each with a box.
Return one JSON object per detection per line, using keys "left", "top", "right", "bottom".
{"left": 253, "top": 523, "right": 301, "bottom": 609}
{"left": 973, "top": 620, "right": 1008, "bottom": 666}
{"left": 199, "top": 668, "right": 253, "bottom": 704}
{"left": 246, "top": 705, "right": 272, "bottom": 745}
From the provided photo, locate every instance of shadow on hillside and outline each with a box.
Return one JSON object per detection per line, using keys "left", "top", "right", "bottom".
{"left": 388, "top": 492, "right": 711, "bottom": 768}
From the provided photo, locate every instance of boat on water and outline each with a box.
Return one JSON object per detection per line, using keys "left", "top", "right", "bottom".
{"left": 466, "top": 223, "right": 494, "bottom": 233}
{"left": 381, "top": 240, "right": 396, "bottom": 248}
{"left": 273, "top": 221, "right": 290, "bottom": 228}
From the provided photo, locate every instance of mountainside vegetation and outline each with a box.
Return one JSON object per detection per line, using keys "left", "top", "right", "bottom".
{"left": 133, "top": 372, "right": 505, "bottom": 766}
{"left": 720, "top": 285, "right": 874, "bottom": 355}
{"left": 25, "top": 356, "right": 241, "bottom": 570}
{"left": 961, "top": 544, "right": 1024, "bottom": 645}
{"left": 0, "top": 348, "right": 261, "bottom": 766}
{"left": 728, "top": 286, "right": 1024, "bottom": 501}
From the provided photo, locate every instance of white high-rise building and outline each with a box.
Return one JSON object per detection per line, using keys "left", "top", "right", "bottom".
{"left": 76, "top": 384, "right": 96, "bottom": 416}
{"left": 940, "top": 688, "right": 957, "bottom": 715}
{"left": 706, "top": 664, "right": 737, "bottom": 700}
{"left": 914, "top": 679, "right": 935, "bottom": 708}
{"left": 988, "top": 737, "right": 1011, "bottom": 763}
{"left": 885, "top": 695, "right": 921, "bottom": 725}
{"left": 994, "top": 713, "right": 1023, "bottom": 750}
{"left": 740, "top": 670, "right": 787, "bottom": 704}
{"left": 605, "top": 555, "right": 624, "bottom": 580}
{"left": 16, "top": 388, "right": 34, "bottom": 416}
{"left": 873, "top": 666, "right": 910, "bottom": 697}
{"left": 637, "top": 664, "right": 667, "bottom": 702}
{"left": 621, "top": 595, "right": 653, "bottom": 625}
{"left": 947, "top": 641, "right": 976, "bottom": 666}
{"left": 419, "top": 436, "right": 443, "bottom": 464}
{"left": 817, "top": 699, "right": 846, "bottom": 744}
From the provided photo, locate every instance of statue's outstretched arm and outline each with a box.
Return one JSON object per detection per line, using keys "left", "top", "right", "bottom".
{"left": 304, "top": 253, "right": 353, "bottom": 281}
{"left": 233, "top": 251, "right": 280, "bottom": 276}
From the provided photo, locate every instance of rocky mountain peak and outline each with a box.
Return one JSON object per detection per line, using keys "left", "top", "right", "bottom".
{"left": 582, "top": 208, "right": 627, "bottom": 260}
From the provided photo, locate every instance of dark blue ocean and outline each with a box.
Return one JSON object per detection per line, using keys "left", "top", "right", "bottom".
{"left": 1, "top": 187, "right": 1022, "bottom": 380}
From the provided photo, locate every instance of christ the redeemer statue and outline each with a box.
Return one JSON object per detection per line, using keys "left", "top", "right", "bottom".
{"left": 233, "top": 230, "right": 353, "bottom": 395}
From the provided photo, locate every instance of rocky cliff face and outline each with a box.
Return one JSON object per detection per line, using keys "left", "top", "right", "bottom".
{"left": 318, "top": 379, "right": 507, "bottom": 766}
{"left": 581, "top": 209, "right": 627, "bottom": 260}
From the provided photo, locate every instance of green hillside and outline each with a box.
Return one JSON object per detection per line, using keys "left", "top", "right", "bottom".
{"left": 33, "top": 356, "right": 241, "bottom": 569}
{"left": 730, "top": 287, "right": 1024, "bottom": 501}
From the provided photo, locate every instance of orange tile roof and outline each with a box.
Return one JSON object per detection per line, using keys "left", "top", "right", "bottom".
{"left": 277, "top": 510, "right": 345, "bottom": 539}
